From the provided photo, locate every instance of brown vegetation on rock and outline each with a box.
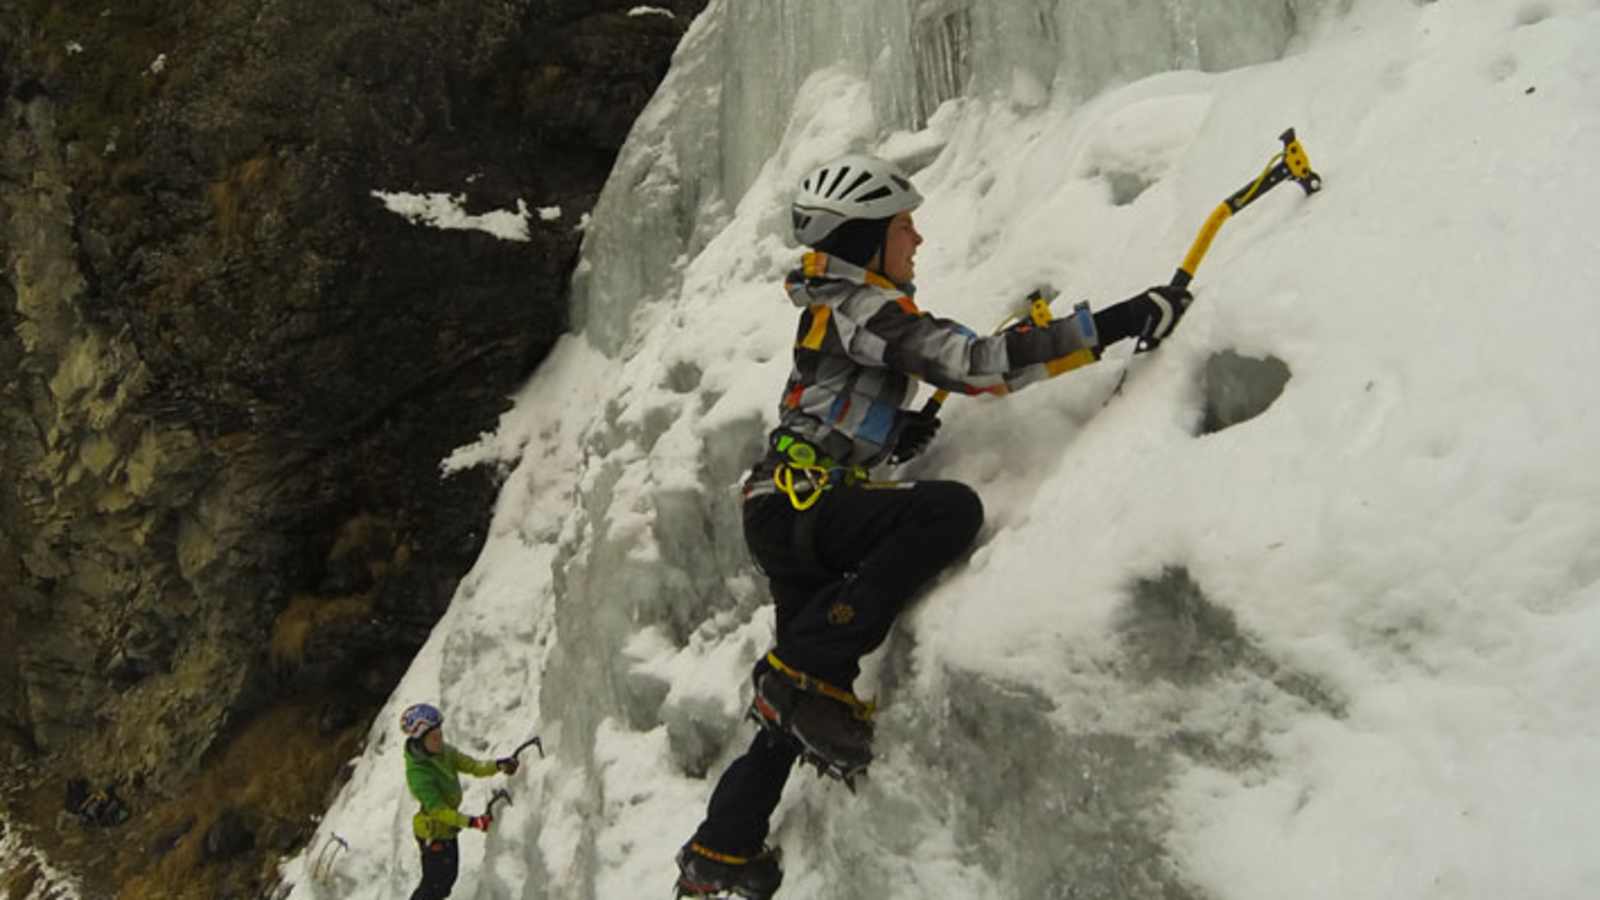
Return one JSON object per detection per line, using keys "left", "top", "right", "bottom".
{"left": 0, "top": 0, "right": 706, "bottom": 895}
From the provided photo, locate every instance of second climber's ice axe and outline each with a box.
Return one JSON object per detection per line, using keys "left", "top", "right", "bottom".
{"left": 511, "top": 734, "right": 544, "bottom": 760}
{"left": 312, "top": 833, "right": 349, "bottom": 883}
{"left": 487, "top": 788, "right": 514, "bottom": 817}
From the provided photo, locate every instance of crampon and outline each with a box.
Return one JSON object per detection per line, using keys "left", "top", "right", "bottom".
{"left": 672, "top": 843, "right": 782, "bottom": 899}
{"left": 749, "top": 653, "right": 876, "bottom": 792}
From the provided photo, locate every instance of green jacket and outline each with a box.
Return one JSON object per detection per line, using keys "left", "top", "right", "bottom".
{"left": 404, "top": 739, "right": 498, "bottom": 840}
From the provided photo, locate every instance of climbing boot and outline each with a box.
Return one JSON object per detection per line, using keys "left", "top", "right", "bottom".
{"left": 748, "top": 653, "right": 874, "bottom": 790}
{"left": 674, "top": 842, "right": 783, "bottom": 899}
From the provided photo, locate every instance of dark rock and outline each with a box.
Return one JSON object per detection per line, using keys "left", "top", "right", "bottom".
{"left": 149, "top": 816, "right": 196, "bottom": 859}
{"left": 0, "top": 0, "right": 706, "bottom": 892}
{"left": 315, "top": 701, "right": 359, "bottom": 736}
{"left": 204, "top": 809, "right": 256, "bottom": 862}
{"left": 1, "top": 0, "right": 702, "bottom": 766}
{"left": 256, "top": 816, "right": 308, "bottom": 854}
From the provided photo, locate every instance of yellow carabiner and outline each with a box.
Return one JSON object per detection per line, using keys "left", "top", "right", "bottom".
{"left": 774, "top": 464, "right": 826, "bottom": 511}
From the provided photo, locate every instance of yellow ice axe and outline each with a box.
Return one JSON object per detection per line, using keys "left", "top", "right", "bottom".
{"left": 1170, "top": 127, "right": 1322, "bottom": 292}
{"left": 919, "top": 129, "right": 1321, "bottom": 417}
{"left": 1133, "top": 127, "right": 1321, "bottom": 354}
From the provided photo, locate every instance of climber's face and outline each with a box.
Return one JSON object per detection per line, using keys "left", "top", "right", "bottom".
{"left": 878, "top": 211, "right": 922, "bottom": 285}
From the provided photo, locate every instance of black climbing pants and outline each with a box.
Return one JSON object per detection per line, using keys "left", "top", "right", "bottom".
{"left": 410, "top": 837, "right": 460, "bottom": 900}
{"left": 691, "top": 478, "right": 984, "bottom": 856}
{"left": 747, "top": 479, "right": 984, "bottom": 687}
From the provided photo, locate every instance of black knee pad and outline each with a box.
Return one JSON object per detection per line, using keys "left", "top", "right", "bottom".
{"left": 919, "top": 481, "right": 984, "bottom": 550}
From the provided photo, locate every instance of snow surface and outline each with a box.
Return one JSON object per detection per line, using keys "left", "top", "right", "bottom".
{"left": 371, "top": 191, "right": 535, "bottom": 242}
{"left": 281, "top": 1, "right": 1600, "bottom": 898}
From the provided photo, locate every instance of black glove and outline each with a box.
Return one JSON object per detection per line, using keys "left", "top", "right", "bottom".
{"left": 1094, "top": 285, "right": 1193, "bottom": 347}
{"left": 495, "top": 756, "right": 519, "bottom": 775}
{"left": 890, "top": 409, "right": 940, "bottom": 463}
{"left": 468, "top": 813, "right": 493, "bottom": 831}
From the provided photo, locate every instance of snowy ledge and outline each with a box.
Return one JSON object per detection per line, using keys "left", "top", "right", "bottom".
{"left": 370, "top": 191, "right": 562, "bottom": 242}
{"left": 0, "top": 818, "right": 83, "bottom": 900}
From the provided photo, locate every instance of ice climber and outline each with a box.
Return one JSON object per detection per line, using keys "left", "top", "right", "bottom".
{"left": 673, "top": 154, "right": 1192, "bottom": 898}
{"left": 400, "top": 702, "right": 519, "bottom": 900}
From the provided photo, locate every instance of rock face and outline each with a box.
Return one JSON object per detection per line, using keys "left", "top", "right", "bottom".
{"left": 0, "top": 0, "right": 701, "bottom": 890}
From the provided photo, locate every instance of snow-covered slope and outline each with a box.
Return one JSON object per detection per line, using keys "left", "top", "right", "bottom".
{"left": 283, "top": 1, "right": 1600, "bottom": 898}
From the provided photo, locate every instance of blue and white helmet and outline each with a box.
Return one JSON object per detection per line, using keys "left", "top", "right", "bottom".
{"left": 792, "top": 154, "right": 923, "bottom": 247}
{"left": 400, "top": 703, "right": 442, "bottom": 738}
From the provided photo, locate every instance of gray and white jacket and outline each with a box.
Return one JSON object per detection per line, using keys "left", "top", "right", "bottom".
{"left": 755, "top": 251, "right": 1101, "bottom": 477}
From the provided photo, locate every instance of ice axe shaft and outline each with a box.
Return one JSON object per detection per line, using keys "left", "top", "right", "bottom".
{"left": 1134, "top": 128, "right": 1321, "bottom": 357}
{"left": 1102, "top": 128, "right": 1323, "bottom": 403}
{"left": 1169, "top": 127, "right": 1322, "bottom": 291}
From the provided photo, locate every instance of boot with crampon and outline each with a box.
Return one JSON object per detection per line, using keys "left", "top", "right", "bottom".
{"left": 748, "top": 654, "right": 874, "bottom": 790}
{"left": 673, "top": 842, "right": 783, "bottom": 899}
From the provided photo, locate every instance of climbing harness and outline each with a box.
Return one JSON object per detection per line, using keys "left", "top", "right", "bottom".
{"left": 763, "top": 433, "right": 868, "bottom": 511}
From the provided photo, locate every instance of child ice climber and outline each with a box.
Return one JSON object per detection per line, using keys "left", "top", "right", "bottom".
{"left": 674, "top": 154, "right": 1193, "bottom": 898}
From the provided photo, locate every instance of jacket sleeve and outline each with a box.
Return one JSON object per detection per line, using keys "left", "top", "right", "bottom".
{"left": 446, "top": 748, "right": 500, "bottom": 779}
{"left": 844, "top": 293, "right": 1101, "bottom": 395}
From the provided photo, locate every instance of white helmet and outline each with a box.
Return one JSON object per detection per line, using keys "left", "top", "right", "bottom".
{"left": 792, "top": 154, "right": 923, "bottom": 246}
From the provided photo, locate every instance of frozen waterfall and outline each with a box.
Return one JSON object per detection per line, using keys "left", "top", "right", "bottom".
{"left": 283, "top": 1, "right": 1600, "bottom": 899}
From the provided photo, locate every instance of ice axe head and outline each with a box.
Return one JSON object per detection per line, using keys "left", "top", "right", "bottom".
{"left": 487, "top": 788, "right": 513, "bottom": 817}
{"left": 1278, "top": 128, "right": 1323, "bottom": 195}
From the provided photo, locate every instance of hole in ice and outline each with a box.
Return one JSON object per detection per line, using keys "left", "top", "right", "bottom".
{"left": 919, "top": 668, "right": 1199, "bottom": 896}
{"left": 1117, "top": 566, "right": 1347, "bottom": 718}
{"left": 1196, "top": 349, "right": 1291, "bottom": 435}
{"left": 1103, "top": 171, "right": 1156, "bottom": 206}
{"left": 1116, "top": 566, "right": 1245, "bottom": 684}
{"left": 663, "top": 360, "right": 703, "bottom": 394}
{"left": 640, "top": 403, "right": 678, "bottom": 451}
{"left": 1514, "top": 2, "right": 1552, "bottom": 25}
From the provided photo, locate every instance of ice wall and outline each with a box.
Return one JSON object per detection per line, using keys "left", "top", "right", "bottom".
{"left": 546, "top": 1, "right": 1346, "bottom": 897}
{"left": 569, "top": 0, "right": 1339, "bottom": 357}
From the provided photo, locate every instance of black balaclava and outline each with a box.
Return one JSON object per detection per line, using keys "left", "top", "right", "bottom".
{"left": 814, "top": 216, "right": 893, "bottom": 269}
